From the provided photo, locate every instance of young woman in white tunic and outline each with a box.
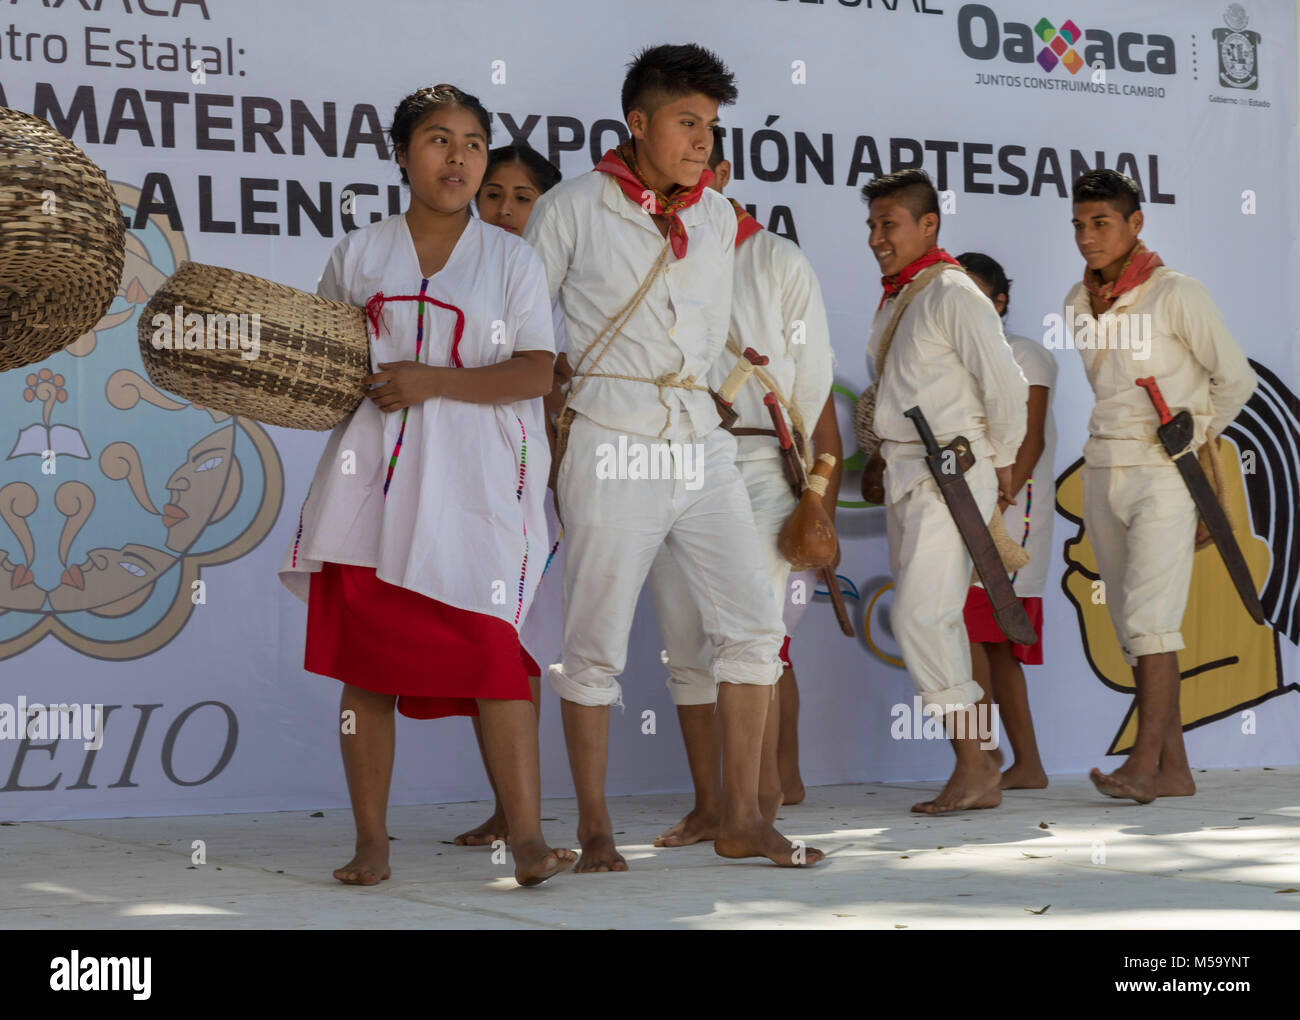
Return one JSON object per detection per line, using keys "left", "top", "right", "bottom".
{"left": 277, "top": 85, "right": 569, "bottom": 888}
{"left": 958, "top": 252, "right": 1057, "bottom": 792}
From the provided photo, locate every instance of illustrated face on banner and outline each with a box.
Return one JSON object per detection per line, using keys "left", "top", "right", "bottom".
{"left": 0, "top": 183, "right": 283, "bottom": 662}
{"left": 627, "top": 93, "right": 719, "bottom": 193}
{"left": 1055, "top": 361, "right": 1300, "bottom": 753}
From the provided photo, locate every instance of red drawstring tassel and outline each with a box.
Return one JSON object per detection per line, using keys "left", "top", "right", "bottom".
{"left": 362, "top": 291, "right": 467, "bottom": 367}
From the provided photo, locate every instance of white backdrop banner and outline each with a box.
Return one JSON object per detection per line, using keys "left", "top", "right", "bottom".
{"left": 2, "top": 0, "right": 1297, "bottom": 821}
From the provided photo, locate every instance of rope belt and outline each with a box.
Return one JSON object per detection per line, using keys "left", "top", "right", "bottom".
{"left": 570, "top": 370, "right": 707, "bottom": 438}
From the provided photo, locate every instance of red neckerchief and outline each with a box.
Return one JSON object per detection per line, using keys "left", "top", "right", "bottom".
{"left": 595, "top": 141, "right": 713, "bottom": 258}
{"left": 730, "top": 197, "right": 762, "bottom": 248}
{"left": 1083, "top": 240, "right": 1164, "bottom": 311}
{"left": 878, "top": 246, "right": 960, "bottom": 309}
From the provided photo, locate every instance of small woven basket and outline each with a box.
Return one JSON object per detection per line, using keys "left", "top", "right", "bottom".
{"left": 854, "top": 382, "right": 880, "bottom": 460}
{"left": 0, "top": 106, "right": 126, "bottom": 372}
{"left": 138, "top": 261, "right": 368, "bottom": 430}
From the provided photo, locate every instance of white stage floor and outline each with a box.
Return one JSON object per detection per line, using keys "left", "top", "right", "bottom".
{"left": 3, "top": 767, "right": 1298, "bottom": 930}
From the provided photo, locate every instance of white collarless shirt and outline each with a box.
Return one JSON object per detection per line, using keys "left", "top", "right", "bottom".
{"left": 717, "top": 226, "right": 834, "bottom": 461}
{"left": 1062, "top": 267, "right": 1256, "bottom": 466}
{"left": 524, "top": 171, "right": 736, "bottom": 441}
{"left": 867, "top": 269, "right": 1028, "bottom": 502}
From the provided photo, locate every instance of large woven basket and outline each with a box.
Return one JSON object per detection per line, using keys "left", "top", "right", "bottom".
{"left": 0, "top": 107, "right": 126, "bottom": 372}
{"left": 138, "top": 261, "right": 368, "bottom": 430}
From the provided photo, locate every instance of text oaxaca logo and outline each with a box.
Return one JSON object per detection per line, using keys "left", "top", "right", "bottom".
{"left": 1214, "top": 3, "right": 1260, "bottom": 90}
{"left": 957, "top": 4, "right": 1176, "bottom": 75}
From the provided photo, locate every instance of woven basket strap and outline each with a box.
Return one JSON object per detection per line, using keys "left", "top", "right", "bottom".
{"left": 559, "top": 239, "right": 672, "bottom": 420}
{"left": 874, "top": 262, "right": 966, "bottom": 381}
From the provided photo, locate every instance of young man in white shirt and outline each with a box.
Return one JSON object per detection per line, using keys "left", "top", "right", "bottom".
{"left": 649, "top": 128, "right": 840, "bottom": 846}
{"left": 860, "top": 169, "right": 1028, "bottom": 814}
{"left": 524, "top": 44, "right": 822, "bottom": 870}
{"left": 1066, "top": 169, "right": 1256, "bottom": 803}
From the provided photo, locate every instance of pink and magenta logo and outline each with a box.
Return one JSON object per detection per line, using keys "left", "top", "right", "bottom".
{"left": 1035, "top": 17, "right": 1085, "bottom": 73}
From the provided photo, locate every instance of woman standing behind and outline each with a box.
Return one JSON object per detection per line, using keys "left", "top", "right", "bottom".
{"left": 454, "top": 144, "right": 570, "bottom": 848}
{"left": 280, "top": 85, "right": 569, "bottom": 887}
{"left": 957, "top": 251, "right": 1057, "bottom": 790}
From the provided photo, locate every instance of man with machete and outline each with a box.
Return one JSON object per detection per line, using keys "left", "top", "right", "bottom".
{"left": 861, "top": 169, "right": 1029, "bottom": 814}
{"left": 1066, "top": 169, "right": 1257, "bottom": 804}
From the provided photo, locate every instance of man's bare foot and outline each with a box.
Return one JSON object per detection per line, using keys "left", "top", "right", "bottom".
{"left": 780, "top": 780, "right": 806, "bottom": 806}
{"left": 453, "top": 812, "right": 507, "bottom": 846}
{"left": 512, "top": 837, "right": 573, "bottom": 888}
{"left": 715, "top": 820, "right": 824, "bottom": 867}
{"left": 1155, "top": 766, "right": 1196, "bottom": 798}
{"left": 573, "top": 831, "right": 628, "bottom": 873}
{"left": 999, "top": 762, "right": 1048, "bottom": 790}
{"left": 654, "top": 808, "right": 719, "bottom": 847}
{"left": 333, "top": 839, "right": 391, "bottom": 885}
{"left": 1089, "top": 765, "right": 1157, "bottom": 804}
{"left": 912, "top": 755, "right": 1003, "bottom": 814}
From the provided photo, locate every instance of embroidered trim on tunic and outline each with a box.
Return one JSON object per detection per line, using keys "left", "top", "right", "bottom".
{"left": 363, "top": 282, "right": 467, "bottom": 498}
{"left": 513, "top": 415, "right": 529, "bottom": 625}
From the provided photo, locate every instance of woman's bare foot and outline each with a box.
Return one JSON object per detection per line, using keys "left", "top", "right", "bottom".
{"left": 1089, "top": 765, "right": 1157, "bottom": 804}
{"left": 1155, "top": 766, "right": 1196, "bottom": 798}
{"left": 999, "top": 762, "right": 1048, "bottom": 790}
{"left": 780, "top": 780, "right": 806, "bottom": 806}
{"left": 333, "top": 839, "right": 391, "bottom": 885}
{"left": 654, "top": 808, "right": 719, "bottom": 847}
{"left": 512, "top": 837, "right": 573, "bottom": 887}
{"left": 715, "top": 820, "right": 823, "bottom": 867}
{"left": 573, "top": 831, "right": 628, "bottom": 873}
{"left": 912, "top": 755, "right": 1003, "bottom": 814}
{"left": 453, "top": 812, "right": 508, "bottom": 846}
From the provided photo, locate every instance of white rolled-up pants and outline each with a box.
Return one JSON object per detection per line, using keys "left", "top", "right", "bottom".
{"left": 886, "top": 456, "right": 998, "bottom": 712}
{"left": 1082, "top": 462, "right": 1197, "bottom": 666}
{"left": 549, "top": 415, "right": 785, "bottom": 708}
{"left": 649, "top": 457, "right": 806, "bottom": 706}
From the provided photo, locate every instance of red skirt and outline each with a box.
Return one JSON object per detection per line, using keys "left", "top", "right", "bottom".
{"left": 963, "top": 587, "right": 1044, "bottom": 666}
{"left": 305, "top": 561, "right": 540, "bottom": 720}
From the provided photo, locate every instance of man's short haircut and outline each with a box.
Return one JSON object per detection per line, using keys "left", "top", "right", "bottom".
{"left": 956, "top": 252, "right": 1012, "bottom": 318}
{"left": 709, "top": 125, "right": 725, "bottom": 170}
{"left": 621, "top": 43, "right": 738, "bottom": 119}
{"left": 1072, "top": 168, "right": 1142, "bottom": 219}
{"left": 860, "top": 168, "right": 941, "bottom": 233}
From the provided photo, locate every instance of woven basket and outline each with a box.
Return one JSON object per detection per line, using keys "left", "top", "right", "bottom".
{"left": 0, "top": 107, "right": 126, "bottom": 372}
{"left": 138, "top": 261, "right": 368, "bottom": 430}
{"left": 853, "top": 382, "right": 880, "bottom": 460}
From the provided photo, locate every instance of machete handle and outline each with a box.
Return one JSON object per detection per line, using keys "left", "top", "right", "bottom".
{"left": 903, "top": 405, "right": 941, "bottom": 457}
{"left": 764, "top": 393, "right": 794, "bottom": 450}
{"left": 743, "top": 347, "right": 769, "bottom": 367}
{"left": 1136, "top": 377, "right": 1174, "bottom": 425}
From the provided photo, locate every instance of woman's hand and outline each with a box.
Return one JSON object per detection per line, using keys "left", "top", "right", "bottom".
{"left": 365, "top": 361, "right": 439, "bottom": 413}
